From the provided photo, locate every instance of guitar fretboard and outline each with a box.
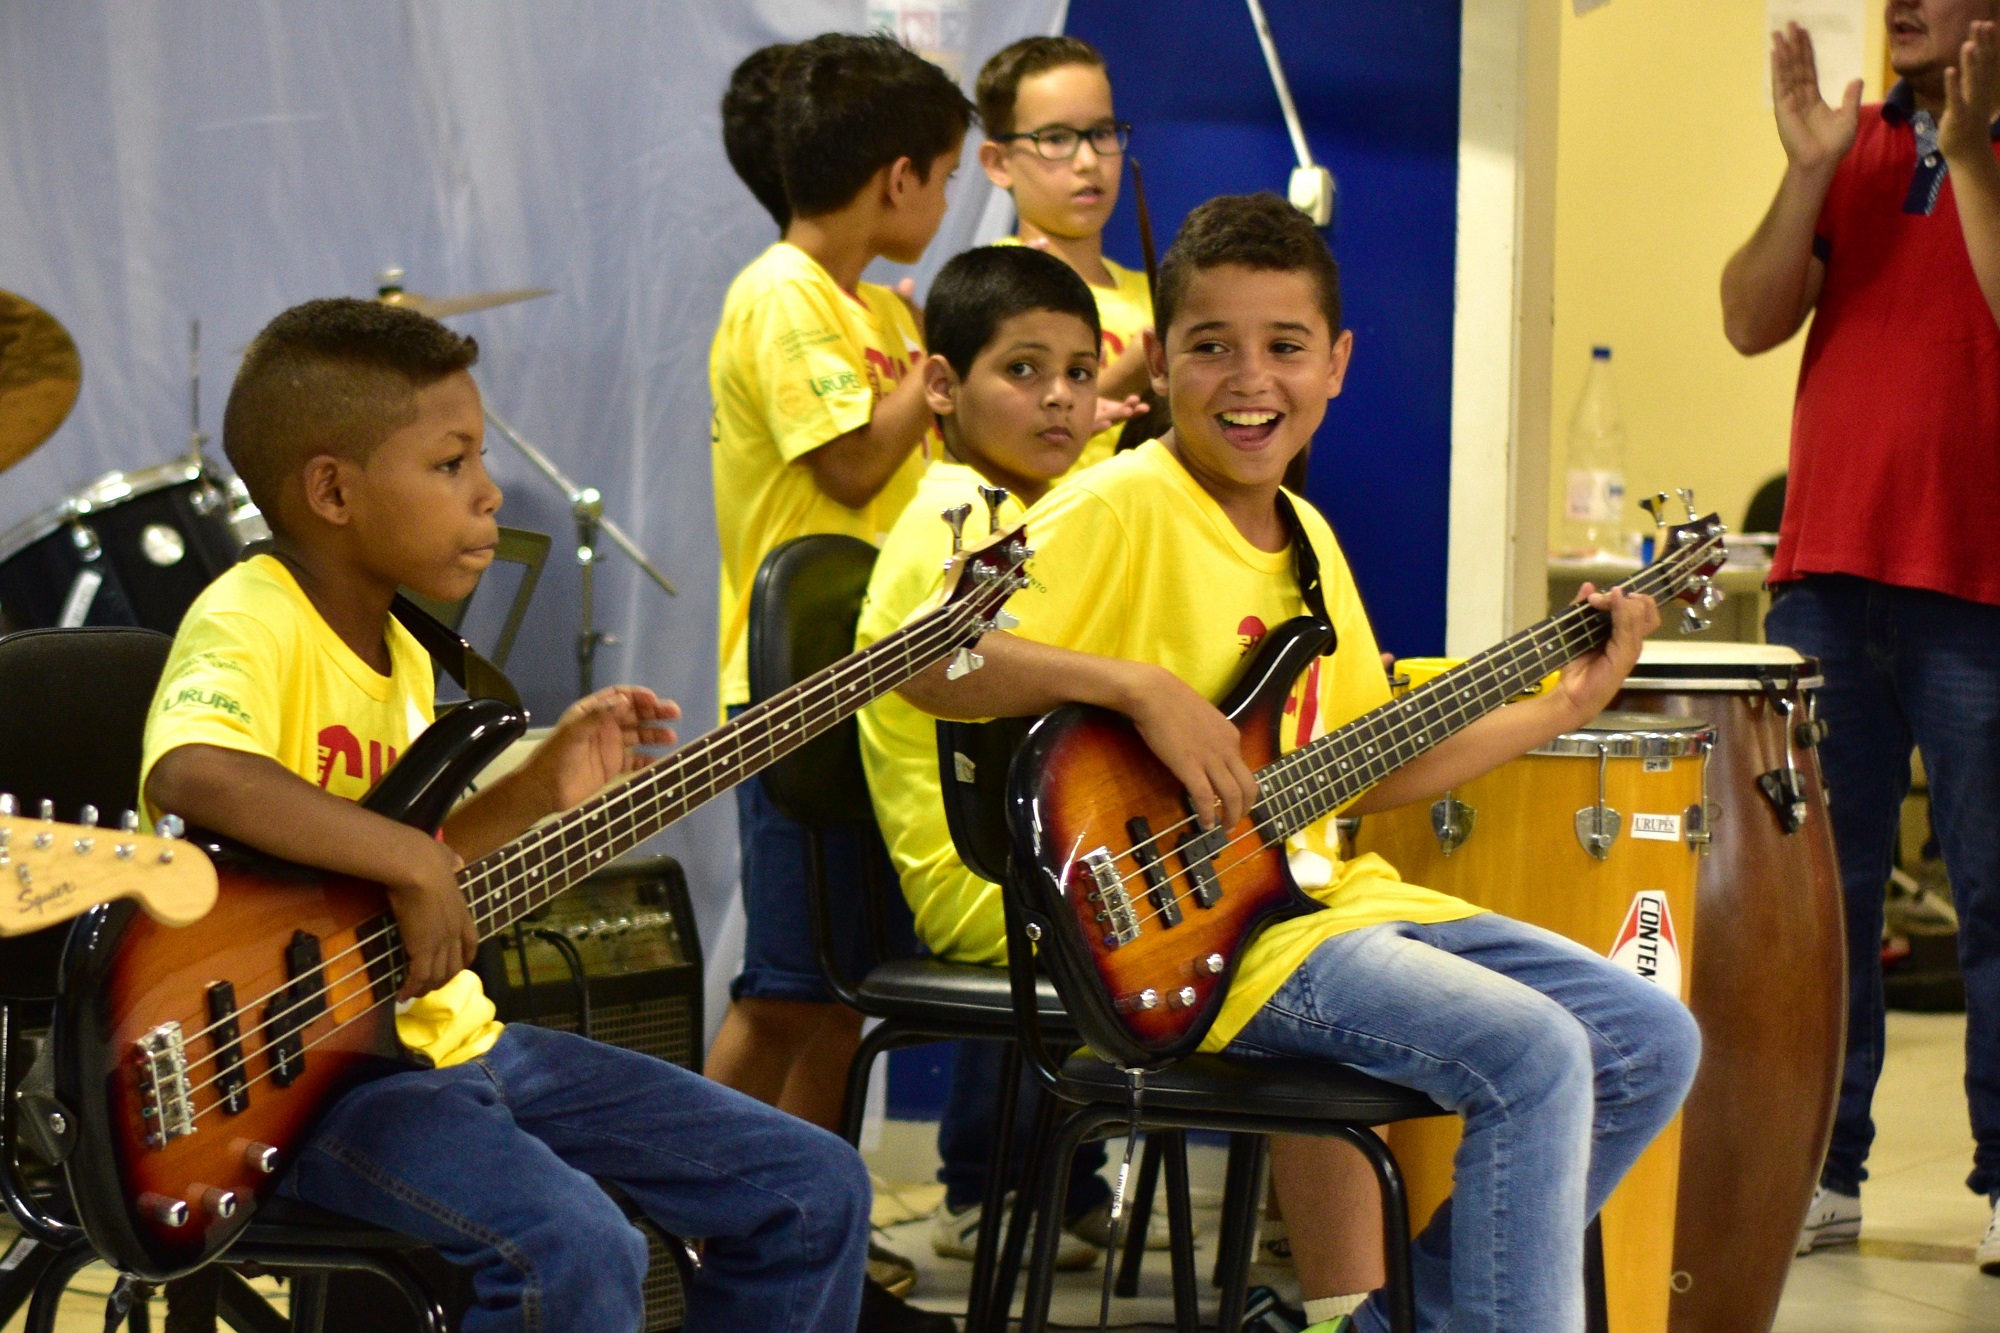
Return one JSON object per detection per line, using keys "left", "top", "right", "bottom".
{"left": 1255, "top": 534, "right": 1718, "bottom": 841}
{"left": 452, "top": 549, "right": 1021, "bottom": 943}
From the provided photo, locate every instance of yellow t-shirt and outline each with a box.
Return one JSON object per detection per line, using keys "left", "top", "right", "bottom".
{"left": 710, "top": 241, "right": 931, "bottom": 709}
{"left": 1000, "top": 442, "right": 1482, "bottom": 1052}
{"left": 139, "top": 555, "right": 504, "bottom": 1069}
{"left": 993, "top": 238, "right": 1153, "bottom": 474}
{"left": 857, "top": 463, "right": 1029, "bottom": 964}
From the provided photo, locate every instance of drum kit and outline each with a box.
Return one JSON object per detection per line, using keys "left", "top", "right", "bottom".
{"left": 1358, "top": 641, "right": 1843, "bottom": 1333}
{"left": 0, "top": 276, "right": 675, "bottom": 681}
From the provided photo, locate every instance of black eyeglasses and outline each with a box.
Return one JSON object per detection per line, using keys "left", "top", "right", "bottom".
{"left": 993, "top": 121, "right": 1131, "bottom": 161}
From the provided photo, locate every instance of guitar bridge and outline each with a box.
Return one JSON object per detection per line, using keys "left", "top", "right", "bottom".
{"left": 1084, "top": 848, "right": 1140, "bottom": 948}
{"left": 135, "top": 1022, "right": 194, "bottom": 1149}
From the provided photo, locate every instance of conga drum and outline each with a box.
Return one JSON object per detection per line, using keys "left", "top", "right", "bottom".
{"left": 1357, "top": 699, "right": 1714, "bottom": 1333}
{"left": 1613, "top": 642, "right": 1843, "bottom": 1333}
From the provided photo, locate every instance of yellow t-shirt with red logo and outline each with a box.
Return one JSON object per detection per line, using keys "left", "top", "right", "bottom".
{"left": 709, "top": 242, "right": 931, "bottom": 709}
{"left": 139, "top": 555, "right": 503, "bottom": 1069}
{"left": 993, "top": 238, "right": 1152, "bottom": 474}
{"left": 998, "top": 442, "right": 1481, "bottom": 1052}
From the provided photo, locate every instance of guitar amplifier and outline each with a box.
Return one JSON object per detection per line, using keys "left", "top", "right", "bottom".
{"left": 322, "top": 855, "right": 704, "bottom": 1332}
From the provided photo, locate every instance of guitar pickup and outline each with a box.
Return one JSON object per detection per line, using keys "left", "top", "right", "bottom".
{"left": 1125, "top": 817, "right": 1181, "bottom": 927}
{"left": 265, "top": 930, "right": 329, "bottom": 1088}
{"left": 1173, "top": 823, "right": 1225, "bottom": 908}
{"left": 134, "top": 1022, "right": 194, "bottom": 1149}
{"left": 206, "top": 981, "right": 249, "bottom": 1115}
{"left": 1083, "top": 847, "right": 1140, "bottom": 948}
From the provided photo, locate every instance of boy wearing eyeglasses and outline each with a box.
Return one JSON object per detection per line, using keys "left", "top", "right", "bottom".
{"left": 977, "top": 36, "right": 1152, "bottom": 472}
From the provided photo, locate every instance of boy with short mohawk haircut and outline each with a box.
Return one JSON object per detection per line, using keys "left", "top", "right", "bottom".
{"left": 977, "top": 35, "right": 1152, "bottom": 471}
{"left": 143, "top": 298, "right": 874, "bottom": 1332}
{"left": 721, "top": 42, "right": 796, "bottom": 234}
{"left": 899, "top": 195, "right": 1701, "bottom": 1333}
{"left": 703, "top": 36, "right": 969, "bottom": 1317}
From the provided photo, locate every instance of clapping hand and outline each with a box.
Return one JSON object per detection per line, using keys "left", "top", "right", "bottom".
{"left": 1772, "top": 22, "right": 1861, "bottom": 176}
{"left": 1942, "top": 21, "right": 2000, "bottom": 164}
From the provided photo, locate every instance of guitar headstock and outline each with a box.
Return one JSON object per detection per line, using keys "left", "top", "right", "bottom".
{"left": 0, "top": 800, "right": 219, "bottom": 935}
{"left": 935, "top": 493, "right": 1034, "bottom": 680}
{"left": 1640, "top": 488, "right": 1729, "bottom": 634}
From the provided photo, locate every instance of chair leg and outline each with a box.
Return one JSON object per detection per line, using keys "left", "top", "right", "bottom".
{"left": 964, "top": 1041, "right": 1023, "bottom": 1333}
{"left": 988, "top": 1077, "right": 1063, "bottom": 1332}
{"left": 1213, "top": 1134, "right": 1267, "bottom": 1333}
{"left": 213, "top": 1270, "right": 289, "bottom": 1333}
{"left": 1331, "top": 1124, "right": 1418, "bottom": 1333}
{"left": 285, "top": 1274, "right": 326, "bottom": 1333}
{"left": 24, "top": 1240, "right": 99, "bottom": 1333}
{"left": 1113, "top": 1132, "right": 1163, "bottom": 1297}
{"left": 835, "top": 1020, "right": 906, "bottom": 1146}
{"left": 1, "top": 1234, "right": 63, "bottom": 1326}
{"left": 1583, "top": 1217, "right": 1610, "bottom": 1333}
{"left": 1160, "top": 1132, "right": 1200, "bottom": 1333}
{"left": 1018, "top": 1109, "right": 1111, "bottom": 1333}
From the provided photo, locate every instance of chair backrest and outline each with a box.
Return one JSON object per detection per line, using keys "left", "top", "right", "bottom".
{"left": 746, "top": 534, "right": 879, "bottom": 827}
{"left": 1743, "top": 473, "right": 1786, "bottom": 534}
{"left": 936, "top": 717, "right": 1036, "bottom": 886}
{"left": 0, "top": 627, "right": 172, "bottom": 1000}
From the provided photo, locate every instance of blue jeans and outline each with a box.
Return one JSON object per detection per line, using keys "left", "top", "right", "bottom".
{"left": 1765, "top": 574, "right": 2000, "bottom": 1196}
{"left": 938, "top": 1039, "right": 1108, "bottom": 1217}
{"left": 278, "top": 1024, "right": 870, "bottom": 1333}
{"left": 1223, "top": 915, "right": 1701, "bottom": 1333}
{"left": 729, "top": 711, "right": 917, "bottom": 1003}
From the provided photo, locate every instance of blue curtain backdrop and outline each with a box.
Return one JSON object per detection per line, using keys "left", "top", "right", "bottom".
{"left": 0, "top": 0, "right": 1063, "bottom": 1041}
{"left": 1066, "top": 0, "right": 1462, "bottom": 659}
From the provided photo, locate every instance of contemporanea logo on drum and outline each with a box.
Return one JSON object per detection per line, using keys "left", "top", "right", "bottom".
{"left": 1608, "top": 890, "right": 1683, "bottom": 998}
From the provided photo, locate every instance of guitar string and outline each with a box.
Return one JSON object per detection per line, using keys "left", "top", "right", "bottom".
{"left": 1098, "top": 536, "right": 1715, "bottom": 937}
{"left": 166, "top": 581, "right": 1007, "bottom": 1114}
{"left": 1077, "top": 533, "right": 1712, "bottom": 899}
{"left": 159, "top": 559, "right": 1022, "bottom": 1097}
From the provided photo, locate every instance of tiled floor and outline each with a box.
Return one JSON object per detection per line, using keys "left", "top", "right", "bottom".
{"left": 7, "top": 1012, "right": 1998, "bottom": 1330}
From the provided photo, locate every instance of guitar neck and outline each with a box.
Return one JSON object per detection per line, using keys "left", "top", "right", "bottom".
{"left": 1260, "top": 551, "right": 1699, "bottom": 841}
{"left": 454, "top": 590, "right": 986, "bottom": 943}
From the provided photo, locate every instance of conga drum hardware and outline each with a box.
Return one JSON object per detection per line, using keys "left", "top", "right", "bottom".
{"left": 1530, "top": 717, "right": 1716, "bottom": 861}
{"left": 1429, "top": 796, "right": 1473, "bottom": 855}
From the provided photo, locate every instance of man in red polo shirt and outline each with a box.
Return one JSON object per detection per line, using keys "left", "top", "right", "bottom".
{"left": 1722, "top": 2, "right": 2000, "bottom": 1273}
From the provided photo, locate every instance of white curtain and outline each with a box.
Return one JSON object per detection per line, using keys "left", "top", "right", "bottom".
{"left": 0, "top": 0, "right": 1063, "bottom": 1038}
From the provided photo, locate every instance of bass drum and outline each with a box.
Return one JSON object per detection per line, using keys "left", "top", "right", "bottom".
{"left": 0, "top": 461, "right": 263, "bottom": 635}
{"left": 1613, "top": 641, "right": 1843, "bottom": 1333}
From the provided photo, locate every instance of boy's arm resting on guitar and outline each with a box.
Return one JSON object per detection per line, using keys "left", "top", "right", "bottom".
{"left": 146, "top": 745, "right": 474, "bottom": 1001}
{"left": 1347, "top": 586, "right": 1661, "bottom": 816}
{"left": 898, "top": 632, "right": 1259, "bottom": 830}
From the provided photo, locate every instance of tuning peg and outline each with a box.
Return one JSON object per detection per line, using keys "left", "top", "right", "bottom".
{"left": 120, "top": 810, "right": 139, "bottom": 833}
{"left": 38, "top": 800, "right": 52, "bottom": 822}
{"left": 1677, "top": 487, "right": 1697, "bottom": 521}
{"left": 1681, "top": 606, "right": 1710, "bottom": 634}
{"left": 79, "top": 804, "right": 98, "bottom": 828}
{"left": 977, "top": 484, "right": 1009, "bottom": 535}
{"left": 986, "top": 609, "right": 1020, "bottom": 631}
{"left": 0, "top": 794, "right": 15, "bottom": 817}
{"left": 944, "top": 646, "right": 985, "bottom": 680}
{"left": 1639, "top": 493, "right": 1670, "bottom": 530}
{"left": 1697, "top": 584, "right": 1723, "bottom": 611}
{"left": 940, "top": 504, "right": 972, "bottom": 555}
{"left": 157, "top": 815, "right": 183, "bottom": 839}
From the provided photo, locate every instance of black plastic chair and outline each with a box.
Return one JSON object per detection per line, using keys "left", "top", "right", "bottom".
{"left": 943, "top": 713, "right": 1442, "bottom": 1333}
{"left": 746, "top": 534, "right": 1088, "bottom": 1332}
{"left": 0, "top": 626, "right": 452, "bottom": 1333}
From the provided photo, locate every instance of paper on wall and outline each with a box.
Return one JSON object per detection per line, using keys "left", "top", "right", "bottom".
{"left": 1766, "top": 0, "right": 1868, "bottom": 106}
{"left": 868, "top": 0, "right": 970, "bottom": 80}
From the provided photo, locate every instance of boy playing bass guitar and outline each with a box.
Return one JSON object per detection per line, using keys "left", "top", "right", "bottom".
{"left": 898, "top": 195, "right": 1701, "bottom": 1333}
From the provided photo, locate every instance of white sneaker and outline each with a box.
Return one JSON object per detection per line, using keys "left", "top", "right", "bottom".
{"left": 929, "top": 1197, "right": 1100, "bottom": 1271}
{"left": 1978, "top": 1197, "right": 2000, "bottom": 1275}
{"left": 1066, "top": 1197, "right": 1180, "bottom": 1252}
{"left": 1795, "top": 1185, "right": 1862, "bottom": 1256}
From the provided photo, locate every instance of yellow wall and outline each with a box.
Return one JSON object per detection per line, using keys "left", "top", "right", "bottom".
{"left": 1548, "top": 1, "right": 1885, "bottom": 542}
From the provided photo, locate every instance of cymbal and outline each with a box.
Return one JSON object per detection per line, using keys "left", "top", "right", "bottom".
{"left": 376, "top": 269, "right": 554, "bottom": 320}
{"left": 0, "top": 291, "right": 82, "bottom": 474}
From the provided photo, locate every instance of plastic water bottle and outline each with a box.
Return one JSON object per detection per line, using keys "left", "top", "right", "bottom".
{"left": 1559, "top": 346, "right": 1630, "bottom": 559}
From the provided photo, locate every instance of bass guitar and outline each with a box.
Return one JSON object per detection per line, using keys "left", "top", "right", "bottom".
{"left": 55, "top": 522, "right": 1029, "bottom": 1280}
{"left": 1007, "top": 508, "right": 1727, "bottom": 1069}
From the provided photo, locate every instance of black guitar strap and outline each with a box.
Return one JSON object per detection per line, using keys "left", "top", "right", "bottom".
{"left": 1275, "top": 491, "right": 1337, "bottom": 656}
{"left": 390, "top": 594, "right": 524, "bottom": 709}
